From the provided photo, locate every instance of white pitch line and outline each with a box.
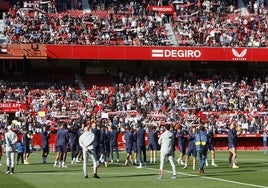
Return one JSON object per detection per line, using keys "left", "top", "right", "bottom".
{"left": 21, "top": 172, "right": 151, "bottom": 175}
{"left": 146, "top": 167, "right": 268, "bottom": 188}
{"left": 200, "top": 176, "right": 268, "bottom": 188}
{"left": 16, "top": 163, "right": 268, "bottom": 188}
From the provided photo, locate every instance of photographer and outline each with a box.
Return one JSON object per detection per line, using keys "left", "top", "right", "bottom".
{"left": 194, "top": 124, "right": 208, "bottom": 174}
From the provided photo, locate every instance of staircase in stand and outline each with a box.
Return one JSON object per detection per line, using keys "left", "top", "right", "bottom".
{"left": 82, "top": 0, "right": 91, "bottom": 13}
{"left": 164, "top": 23, "right": 179, "bottom": 46}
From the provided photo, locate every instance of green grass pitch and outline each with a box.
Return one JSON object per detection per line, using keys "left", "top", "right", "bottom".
{"left": 0, "top": 150, "right": 268, "bottom": 188}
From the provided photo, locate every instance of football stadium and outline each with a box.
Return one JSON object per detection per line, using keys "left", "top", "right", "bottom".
{"left": 0, "top": 0, "right": 268, "bottom": 187}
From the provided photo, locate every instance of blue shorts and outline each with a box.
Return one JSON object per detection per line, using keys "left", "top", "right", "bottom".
{"left": 43, "top": 146, "right": 49, "bottom": 153}
{"left": 132, "top": 144, "right": 137, "bottom": 153}
{"left": 126, "top": 147, "right": 133, "bottom": 154}
{"left": 228, "top": 143, "right": 236, "bottom": 149}
{"left": 178, "top": 144, "right": 186, "bottom": 154}
{"left": 70, "top": 143, "right": 80, "bottom": 152}
{"left": 148, "top": 143, "right": 158, "bottom": 151}
{"left": 207, "top": 143, "right": 214, "bottom": 151}
{"left": 24, "top": 145, "right": 30, "bottom": 154}
{"left": 56, "top": 145, "right": 68, "bottom": 153}
{"left": 100, "top": 144, "right": 105, "bottom": 154}
{"left": 186, "top": 147, "right": 197, "bottom": 157}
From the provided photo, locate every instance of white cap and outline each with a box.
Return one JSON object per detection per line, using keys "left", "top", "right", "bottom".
{"left": 7, "top": 125, "right": 12, "bottom": 130}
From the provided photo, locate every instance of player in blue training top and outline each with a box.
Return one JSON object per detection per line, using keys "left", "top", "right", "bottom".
{"left": 54, "top": 123, "right": 69, "bottom": 168}
{"left": 99, "top": 122, "right": 109, "bottom": 166}
{"left": 132, "top": 126, "right": 138, "bottom": 164}
{"left": 136, "top": 121, "right": 147, "bottom": 168}
{"left": 148, "top": 125, "right": 158, "bottom": 164}
{"left": 91, "top": 121, "right": 101, "bottom": 163}
{"left": 68, "top": 122, "right": 80, "bottom": 164}
{"left": 228, "top": 121, "right": 240, "bottom": 169}
{"left": 123, "top": 126, "right": 134, "bottom": 165}
{"left": 22, "top": 127, "right": 32, "bottom": 165}
{"left": 176, "top": 126, "right": 187, "bottom": 165}
{"left": 183, "top": 125, "right": 197, "bottom": 170}
{"left": 204, "top": 123, "right": 217, "bottom": 166}
{"left": 109, "top": 125, "right": 120, "bottom": 163}
{"left": 41, "top": 125, "right": 50, "bottom": 164}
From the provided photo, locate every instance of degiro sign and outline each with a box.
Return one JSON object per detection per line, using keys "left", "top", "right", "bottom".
{"left": 152, "top": 49, "right": 202, "bottom": 58}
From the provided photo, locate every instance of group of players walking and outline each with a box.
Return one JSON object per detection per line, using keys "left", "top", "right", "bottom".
{"left": 2, "top": 118, "right": 240, "bottom": 179}
{"left": 50, "top": 120, "right": 148, "bottom": 178}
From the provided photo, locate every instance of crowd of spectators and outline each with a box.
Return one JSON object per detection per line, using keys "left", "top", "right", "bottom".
{"left": 3, "top": 0, "right": 170, "bottom": 45}
{"left": 173, "top": 0, "right": 268, "bottom": 47}
{"left": 1, "top": 0, "right": 267, "bottom": 47}
{"left": 1, "top": 69, "right": 268, "bottom": 136}
{"left": 0, "top": 0, "right": 268, "bottom": 135}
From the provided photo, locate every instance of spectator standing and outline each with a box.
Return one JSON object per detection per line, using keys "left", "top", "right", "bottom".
{"left": 16, "top": 139, "right": 24, "bottom": 165}
{"left": 54, "top": 123, "right": 69, "bottom": 168}
{"left": 5, "top": 125, "right": 18, "bottom": 174}
{"left": 194, "top": 124, "right": 208, "bottom": 174}
{"left": 136, "top": 121, "right": 147, "bottom": 168}
{"left": 148, "top": 125, "right": 158, "bottom": 164}
{"left": 79, "top": 124, "right": 100, "bottom": 179}
{"left": 228, "top": 121, "right": 240, "bottom": 169}
{"left": 158, "top": 123, "right": 177, "bottom": 179}
{"left": 41, "top": 125, "right": 51, "bottom": 164}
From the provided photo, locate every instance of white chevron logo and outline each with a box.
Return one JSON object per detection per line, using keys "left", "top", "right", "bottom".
{"left": 232, "top": 49, "right": 247, "bottom": 60}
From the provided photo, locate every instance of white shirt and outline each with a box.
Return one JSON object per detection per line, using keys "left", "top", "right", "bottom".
{"left": 79, "top": 131, "right": 95, "bottom": 150}
{"left": 158, "top": 130, "right": 174, "bottom": 155}
{"left": 5, "top": 130, "right": 18, "bottom": 152}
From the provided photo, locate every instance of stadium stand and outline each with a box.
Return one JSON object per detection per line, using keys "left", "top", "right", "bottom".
{"left": 0, "top": 0, "right": 267, "bottom": 150}
{"left": 0, "top": 0, "right": 267, "bottom": 47}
